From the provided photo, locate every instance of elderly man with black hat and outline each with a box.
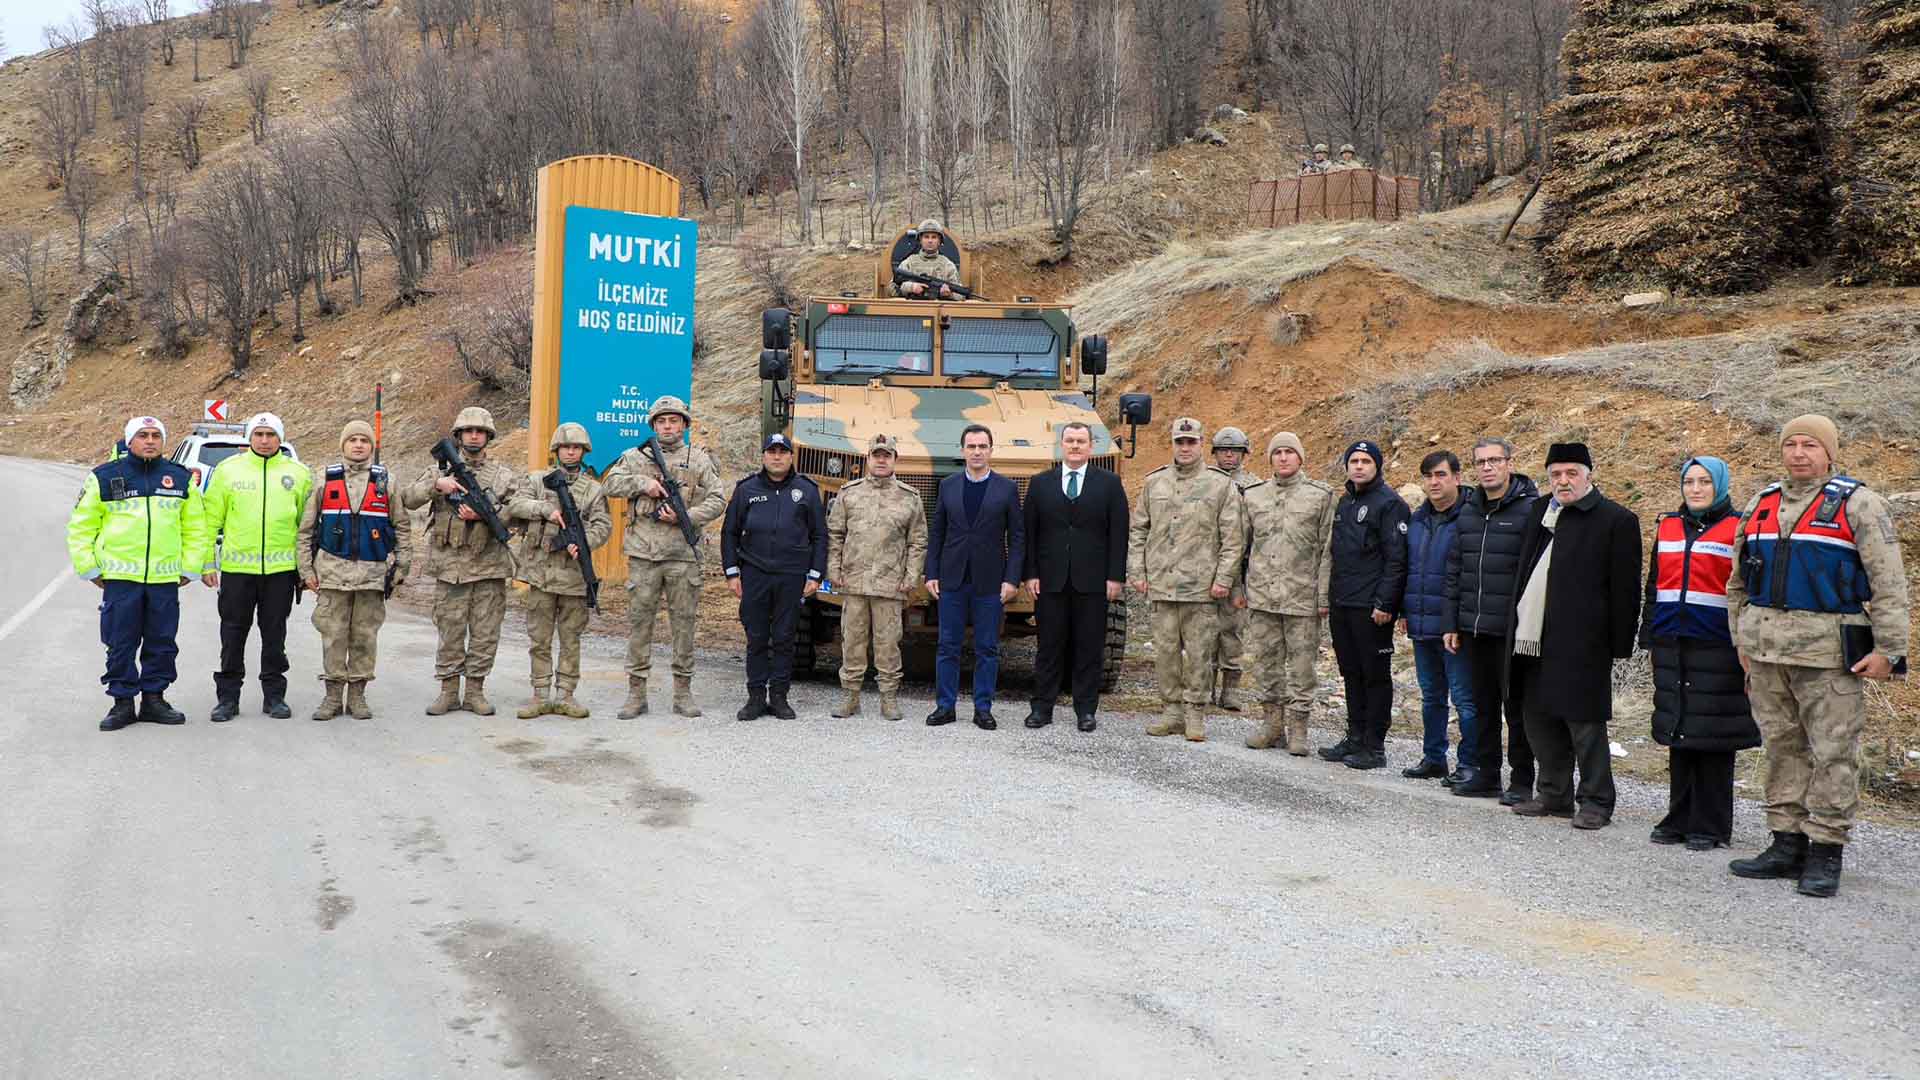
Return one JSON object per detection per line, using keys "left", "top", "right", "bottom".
{"left": 722, "top": 432, "right": 828, "bottom": 721}
{"left": 1507, "top": 441, "right": 1643, "bottom": 830}
{"left": 1319, "top": 439, "right": 1409, "bottom": 770}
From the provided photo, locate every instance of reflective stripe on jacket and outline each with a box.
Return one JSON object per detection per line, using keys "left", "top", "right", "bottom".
{"left": 67, "top": 455, "right": 208, "bottom": 584}
{"left": 203, "top": 449, "right": 313, "bottom": 575}
{"left": 1651, "top": 510, "right": 1739, "bottom": 642}
{"left": 1738, "top": 477, "right": 1870, "bottom": 614}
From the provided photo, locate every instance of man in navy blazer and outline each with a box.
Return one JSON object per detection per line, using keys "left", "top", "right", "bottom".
{"left": 925, "top": 424, "right": 1025, "bottom": 729}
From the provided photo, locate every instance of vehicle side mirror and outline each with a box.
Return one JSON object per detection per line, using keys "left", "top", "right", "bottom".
{"left": 759, "top": 349, "right": 791, "bottom": 381}
{"left": 762, "top": 308, "right": 792, "bottom": 350}
{"left": 1082, "top": 334, "right": 1108, "bottom": 376}
{"left": 1120, "top": 393, "right": 1152, "bottom": 426}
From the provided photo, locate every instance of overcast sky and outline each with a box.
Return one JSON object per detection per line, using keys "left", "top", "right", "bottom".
{"left": 4, "top": 0, "right": 114, "bottom": 61}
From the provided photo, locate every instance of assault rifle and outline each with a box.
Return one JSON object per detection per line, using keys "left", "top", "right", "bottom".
{"left": 430, "top": 437, "right": 511, "bottom": 545}
{"left": 639, "top": 435, "right": 701, "bottom": 552}
{"left": 893, "top": 269, "right": 988, "bottom": 301}
{"left": 543, "top": 467, "right": 601, "bottom": 612}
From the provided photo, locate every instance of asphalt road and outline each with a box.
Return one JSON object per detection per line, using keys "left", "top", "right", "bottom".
{"left": 4, "top": 455, "right": 1918, "bottom": 1079}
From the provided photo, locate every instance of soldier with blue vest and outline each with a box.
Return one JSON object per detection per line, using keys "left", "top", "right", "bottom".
{"left": 1726, "top": 414, "right": 1910, "bottom": 898}
{"left": 202, "top": 412, "right": 313, "bottom": 722}
{"left": 67, "top": 415, "right": 209, "bottom": 730}
{"left": 296, "top": 420, "right": 412, "bottom": 721}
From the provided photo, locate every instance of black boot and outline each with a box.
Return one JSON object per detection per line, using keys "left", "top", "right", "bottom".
{"left": 1317, "top": 735, "right": 1357, "bottom": 762}
{"left": 736, "top": 686, "right": 769, "bottom": 722}
{"left": 1797, "top": 843, "right": 1844, "bottom": 898}
{"left": 1729, "top": 831, "right": 1808, "bottom": 880}
{"left": 208, "top": 696, "right": 240, "bottom": 723}
{"left": 768, "top": 686, "right": 798, "bottom": 720}
{"left": 100, "top": 697, "right": 138, "bottom": 732}
{"left": 139, "top": 693, "right": 187, "bottom": 725}
{"left": 262, "top": 692, "right": 292, "bottom": 719}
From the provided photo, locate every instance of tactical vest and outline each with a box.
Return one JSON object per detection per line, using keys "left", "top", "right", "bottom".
{"left": 1651, "top": 511, "right": 1739, "bottom": 641}
{"left": 317, "top": 464, "right": 395, "bottom": 562}
{"left": 1738, "top": 477, "right": 1871, "bottom": 614}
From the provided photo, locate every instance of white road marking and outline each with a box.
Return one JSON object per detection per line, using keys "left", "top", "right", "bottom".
{"left": 0, "top": 574, "right": 69, "bottom": 644}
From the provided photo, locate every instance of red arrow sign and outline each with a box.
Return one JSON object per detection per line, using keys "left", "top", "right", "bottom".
{"left": 204, "top": 399, "right": 229, "bottom": 422}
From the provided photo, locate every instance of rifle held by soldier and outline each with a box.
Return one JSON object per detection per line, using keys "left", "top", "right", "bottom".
{"left": 893, "top": 269, "right": 988, "bottom": 301}
{"left": 639, "top": 434, "right": 702, "bottom": 551}
{"left": 543, "top": 467, "right": 601, "bottom": 612}
{"left": 430, "top": 436, "right": 511, "bottom": 544}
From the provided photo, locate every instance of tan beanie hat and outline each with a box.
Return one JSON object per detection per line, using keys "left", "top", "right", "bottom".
{"left": 1781, "top": 413, "right": 1839, "bottom": 464}
{"left": 1267, "top": 431, "right": 1306, "bottom": 460}
{"left": 340, "top": 419, "right": 375, "bottom": 452}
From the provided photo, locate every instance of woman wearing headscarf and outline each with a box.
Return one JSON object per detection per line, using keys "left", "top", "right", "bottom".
{"left": 1641, "top": 456, "right": 1760, "bottom": 850}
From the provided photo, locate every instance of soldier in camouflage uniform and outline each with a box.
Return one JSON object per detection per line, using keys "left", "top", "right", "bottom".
{"left": 1238, "top": 432, "right": 1336, "bottom": 754}
{"left": 1129, "top": 417, "right": 1247, "bottom": 742}
{"left": 296, "top": 419, "right": 412, "bottom": 721}
{"left": 402, "top": 406, "right": 523, "bottom": 717}
{"left": 507, "top": 422, "right": 613, "bottom": 720}
{"left": 1300, "top": 143, "right": 1332, "bottom": 175}
{"left": 826, "top": 432, "right": 929, "bottom": 721}
{"left": 892, "top": 219, "right": 962, "bottom": 299}
{"left": 1726, "top": 414, "right": 1910, "bottom": 898}
{"left": 601, "top": 395, "right": 727, "bottom": 719}
{"left": 1332, "top": 143, "right": 1365, "bottom": 171}
{"left": 1210, "top": 426, "right": 1257, "bottom": 710}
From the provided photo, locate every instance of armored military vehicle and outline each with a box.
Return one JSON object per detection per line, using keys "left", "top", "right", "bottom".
{"left": 758, "top": 224, "right": 1150, "bottom": 687}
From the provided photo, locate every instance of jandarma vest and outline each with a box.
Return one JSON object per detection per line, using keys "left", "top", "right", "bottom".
{"left": 1651, "top": 512, "right": 1738, "bottom": 641}
{"left": 1739, "top": 477, "right": 1871, "bottom": 614}
{"left": 317, "top": 464, "right": 395, "bottom": 562}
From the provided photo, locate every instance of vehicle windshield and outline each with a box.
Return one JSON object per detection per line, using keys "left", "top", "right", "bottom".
{"left": 814, "top": 314, "right": 934, "bottom": 376}
{"left": 940, "top": 317, "right": 1059, "bottom": 381}
{"left": 197, "top": 444, "right": 248, "bottom": 469}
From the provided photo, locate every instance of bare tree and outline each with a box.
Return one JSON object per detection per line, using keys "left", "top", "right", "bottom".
{"left": 246, "top": 67, "right": 272, "bottom": 142}
{"left": 171, "top": 94, "right": 208, "bottom": 167}
{"left": 203, "top": 0, "right": 259, "bottom": 66}
{"left": 264, "top": 132, "right": 332, "bottom": 339}
{"left": 32, "top": 75, "right": 88, "bottom": 185}
{"left": 147, "top": 0, "right": 178, "bottom": 64}
{"left": 985, "top": 0, "right": 1041, "bottom": 213}
{"left": 188, "top": 158, "right": 277, "bottom": 371}
{"left": 1132, "top": 0, "right": 1221, "bottom": 148}
{"left": 752, "top": 0, "right": 825, "bottom": 242}
{"left": 0, "top": 231, "right": 55, "bottom": 329}
{"left": 64, "top": 163, "right": 105, "bottom": 273}
{"left": 1031, "top": 0, "right": 1139, "bottom": 258}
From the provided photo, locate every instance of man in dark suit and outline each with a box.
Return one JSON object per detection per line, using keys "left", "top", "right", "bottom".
{"left": 926, "top": 424, "right": 1025, "bottom": 730}
{"left": 1022, "top": 422, "right": 1128, "bottom": 731}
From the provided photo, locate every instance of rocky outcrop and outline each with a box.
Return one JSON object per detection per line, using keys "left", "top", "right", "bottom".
{"left": 64, "top": 273, "right": 134, "bottom": 348}
{"left": 9, "top": 333, "right": 73, "bottom": 410}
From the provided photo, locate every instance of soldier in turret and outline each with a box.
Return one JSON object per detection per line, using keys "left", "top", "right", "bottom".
{"left": 893, "top": 219, "right": 962, "bottom": 299}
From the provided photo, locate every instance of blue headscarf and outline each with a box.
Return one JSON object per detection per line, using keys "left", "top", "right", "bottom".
{"left": 1680, "top": 455, "right": 1731, "bottom": 519}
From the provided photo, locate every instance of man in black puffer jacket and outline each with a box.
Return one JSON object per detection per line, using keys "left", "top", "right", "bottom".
{"left": 1444, "top": 437, "right": 1540, "bottom": 801}
{"left": 1320, "top": 440, "right": 1409, "bottom": 771}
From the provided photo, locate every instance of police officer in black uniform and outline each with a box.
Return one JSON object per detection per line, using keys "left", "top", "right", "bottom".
{"left": 723, "top": 433, "right": 828, "bottom": 721}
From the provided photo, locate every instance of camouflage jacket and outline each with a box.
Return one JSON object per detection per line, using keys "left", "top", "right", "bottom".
{"left": 600, "top": 441, "right": 726, "bottom": 564}
{"left": 893, "top": 251, "right": 960, "bottom": 296}
{"left": 827, "top": 476, "right": 929, "bottom": 598}
{"left": 1128, "top": 461, "right": 1246, "bottom": 602}
{"left": 1726, "top": 477, "right": 1910, "bottom": 668}
{"left": 507, "top": 467, "right": 614, "bottom": 597}
{"left": 1241, "top": 472, "right": 1337, "bottom": 616}
{"left": 400, "top": 452, "right": 523, "bottom": 584}
{"left": 295, "top": 460, "right": 413, "bottom": 592}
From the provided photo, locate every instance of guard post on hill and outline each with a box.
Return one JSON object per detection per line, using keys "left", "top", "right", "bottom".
{"left": 528, "top": 154, "right": 697, "bottom": 588}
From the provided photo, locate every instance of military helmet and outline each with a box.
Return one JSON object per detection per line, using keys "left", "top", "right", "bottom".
{"left": 1313, "top": 143, "right": 1329, "bottom": 154}
{"left": 647, "top": 395, "right": 691, "bottom": 427}
{"left": 550, "top": 421, "right": 592, "bottom": 452}
{"left": 452, "top": 406, "right": 497, "bottom": 437}
{"left": 1170, "top": 417, "right": 1205, "bottom": 444}
{"left": 915, "top": 218, "right": 945, "bottom": 238}
{"left": 1211, "top": 427, "right": 1250, "bottom": 452}
{"left": 1339, "top": 143, "right": 1355, "bottom": 154}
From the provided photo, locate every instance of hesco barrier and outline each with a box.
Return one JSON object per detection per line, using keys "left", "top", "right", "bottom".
{"left": 1248, "top": 169, "right": 1421, "bottom": 228}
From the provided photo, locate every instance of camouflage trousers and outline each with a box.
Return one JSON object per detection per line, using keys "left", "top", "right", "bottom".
{"left": 1152, "top": 600, "right": 1218, "bottom": 707}
{"left": 626, "top": 557, "right": 702, "bottom": 681}
{"left": 1215, "top": 595, "right": 1248, "bottom": 674}
{"left": 1246, "top": 610, "right": 1319, "bottom": 711}
{"left": 839, "top": 594, "right": 906, "bottom": 692}
{"left": 525, "top": 588, "right": 590, "bottom": 693}
{"left": 312, "top": 588, "right": 386, "bottom": 683}
{"left": 433, "top": 578, "right": 507, "bottom": 680}
{"left": 1750, "top": 660, "right": 1867, "bottom": 846}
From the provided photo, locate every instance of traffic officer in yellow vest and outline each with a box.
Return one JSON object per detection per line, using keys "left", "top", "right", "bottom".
{"left": 1726, "top": 414, "right": 1910, "bottom": 898}
{"left": 507, "top": 422, "right": 613, "bottom": 719}
{"left": 202, "top": 412, "right": 312, "bottom": 722}
{"left": 601, "top": 395, "right": 726, "bottom": 718}
{"left": 826, "top": 432, "right": 929, "bottom": 720}
{"left": 1238, "top": 432, "right": 1337, "bottom": 754}
{"left": 68, "top": 415, "right": 209, "bottom": 730}
{"left": 1129, "top": 417, "right": 1247, "bottom": 742}
{"left": 295, "top": 419, "right": 412, "bottom": 722}
{"left": 1210, "top": 426, "right": 1256, "bottom": 709}
{"left": 402, "top": 406, "right": 523, "bottom": 717}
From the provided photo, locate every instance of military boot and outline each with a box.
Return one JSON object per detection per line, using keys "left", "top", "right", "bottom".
{"left": 311, "top": 681, "right": 345, "bottom": 722}
{"left": 831, "top": 688, "right": 862, "bottom": 718}
{"left": 617, "top": 677, "right": 649, "bottom": 719}
{"left": 426, "top": 678, "right": 461, "bottom": 716}
{"left": 1218, "top": 670, "right": 1245, "bottom": 711}
{"left": 345, "top": 682, "right": 374, "bottom": 719}
{"left": 672, "top": 676, "right": 701, "bottom": 718}
{"left": 100, "top": 697, "right": 138, "bottom": 732}
{"left": 768, "top": 685, "right": 798, "bottom": 720}
{"left": 139, "top": 693, "right": 187, "bottom": 725}
{"left": 1246, "top": 704, "right": 1284, "bottom": 749}
{"left": 1285, "top": 710, "right": 1311, "bottom": 756}
{"left": 737, "top": 686, "right": 769, "bottom": 722}
{"left": 1318, "top": 733, "right": 1358, "bottom": 762}
{"left": 1146, "top": 703, "right": 1184, "bottom": 736}
{"left": 879, "top": 690, "right": 902, "bottom": 721}
{"left": 551, "top": 689, "right": 590, "bottom": 719}
{"left": 1184, "top": 703, "right": 1207, "bottom": 742}
{"left": 463, "top": 678, "right": 496, "bottom": 716}
{"left": 209, "top": 695, "right": 240, "bottom": 723}
{"left": 516, "top": 688, "right": 548, "bottom": 720}
{"left": 1730, "top": 830, "right": 1809, "bottom": 879}
{"left": 1797, "top": 843, "right": 1844, "bottom": 898}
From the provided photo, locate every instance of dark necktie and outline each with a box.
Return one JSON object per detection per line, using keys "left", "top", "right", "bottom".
{"left": 1067, "top": 470, "right": 1079, "bottom": 500}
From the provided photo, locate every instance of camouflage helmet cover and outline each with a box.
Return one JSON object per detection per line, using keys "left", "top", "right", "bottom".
{"left": 453, "top": 406, "right": 497, "bottom": 437}
{"left": 1211, "top": 426, "right": 1250, "bottom": 452}
{"left": 550, "top": 421, "right": 592, "bottom": 452}
{"left": 648, "top": 395, "right": 692, "bottom": 427}
{"left": 1170, "top": 417, "right": 1205, "bottom": 444}
{"left": 1313, "top": 143, "right": 1329, "bottom": 153}
{"left": 1339, "top": 143, "right": 1356, "bottom": 153}
{"left": 915, "top": 219, "right": 945, "bottom": 238}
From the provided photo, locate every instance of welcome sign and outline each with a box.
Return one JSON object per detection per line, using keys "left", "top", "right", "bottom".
{"left": 556, "top": 205, "right": 699, "bottom": 475}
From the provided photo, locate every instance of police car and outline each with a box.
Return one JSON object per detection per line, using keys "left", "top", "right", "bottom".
{"left": 170, "top": 423, "right": 299, "bottom": 490}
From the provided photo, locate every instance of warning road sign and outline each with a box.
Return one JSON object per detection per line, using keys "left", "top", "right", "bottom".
{"left": 204, "top": 399, "right": 229, "bottom": 422}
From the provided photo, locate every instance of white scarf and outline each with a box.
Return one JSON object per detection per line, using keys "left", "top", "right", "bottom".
{"left": 1512, "top": 500, "right": 1563, "bottom": 657}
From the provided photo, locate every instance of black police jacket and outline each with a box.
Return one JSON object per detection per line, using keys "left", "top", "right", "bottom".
{"left": 1328, "top": 478, "right": 1410, "bottom": 613}
{"left": 721, "top": 469, "right": 827, "bottom": 579}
